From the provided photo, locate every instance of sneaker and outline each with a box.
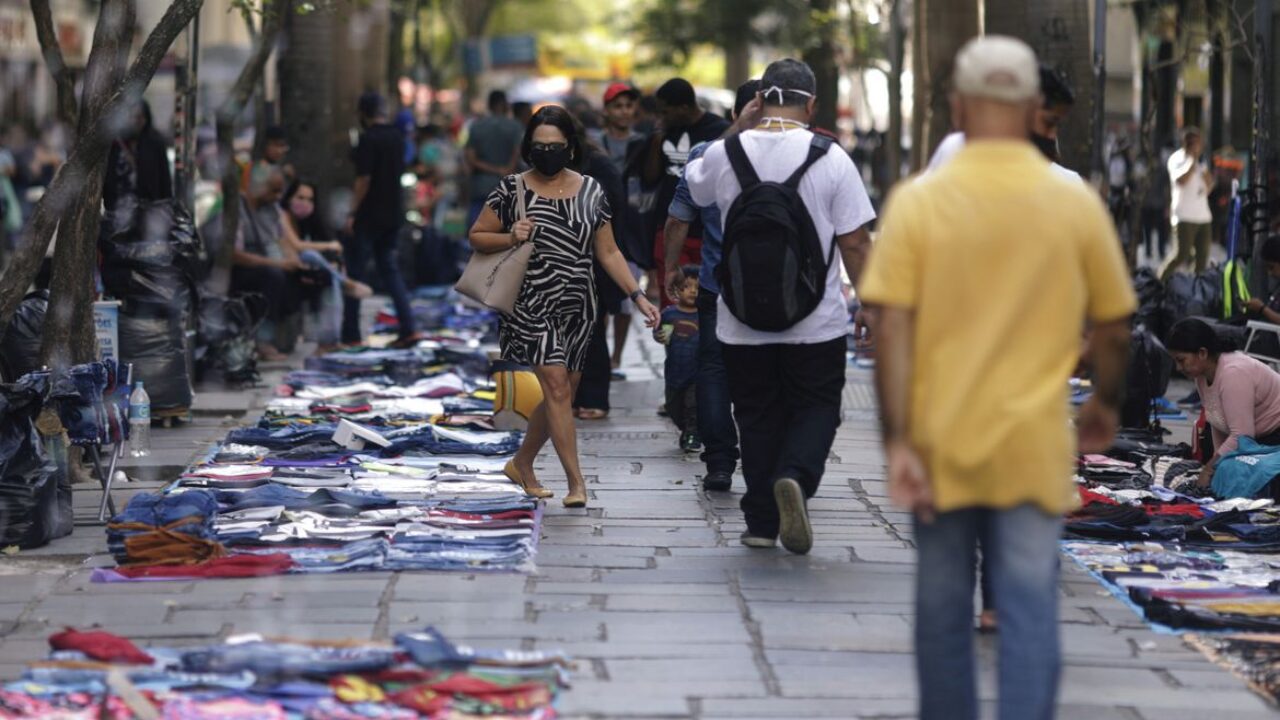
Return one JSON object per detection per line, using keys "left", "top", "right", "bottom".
{"left": 679, "top": 432, "right": 703, "bottom": 453}
{"left": 774, "top": 477, "right": 813, "bottom": 555}
{"left": 657, "top": 403, "right": 669, "bottom": 418}
{"left": 702, "top": 470, "right": 732, "bottom": 492}
{"left": 739, "top": 532, "right": 776, "bottom": 549}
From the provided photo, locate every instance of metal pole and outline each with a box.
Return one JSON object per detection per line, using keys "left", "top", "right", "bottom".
{"left": 1249, "top": 0, "right": 1273, "bottom": 296}
{"left": 1092, "top": 0, "right": 1107, "bottom": 185}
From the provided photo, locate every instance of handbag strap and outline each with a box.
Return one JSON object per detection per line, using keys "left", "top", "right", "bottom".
{"left": 514, "top": 173, "right": 527, "bottom": 222}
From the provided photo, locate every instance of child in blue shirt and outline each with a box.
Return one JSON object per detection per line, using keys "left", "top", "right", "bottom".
{"left": 657, "top": 266, "right": 701, "bottom": 452}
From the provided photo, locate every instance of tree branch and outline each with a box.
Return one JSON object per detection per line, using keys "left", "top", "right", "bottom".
{"left": 30, "top": 0, "right": 78, "bottom": 128}
{"left": 212, "top": 0, "right": 285, "bottom": 291}
{"left": 0, "top": 0, "right": 206, "bottom": 333}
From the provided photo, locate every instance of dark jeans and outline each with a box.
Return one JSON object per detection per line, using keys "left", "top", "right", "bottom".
{"left": 723, "top": 336, "right": 845, "bottom": 537}
{"left": 696, "top": 290, "right": 739, "bottom": 475}
{"left": 1140, "top": 206, "right": 1170, "bottom": 259}
{"left": 916, "top": 505, "right": 1062, "bottom": 720}
{"left": 666, "top": 383, "right": 697, "bottom": 434}
{"left": 342, "top": 224, "right": 415, "bottom": 344}
{"left": 574, "top": 315, "right": 611, "bottom": 411}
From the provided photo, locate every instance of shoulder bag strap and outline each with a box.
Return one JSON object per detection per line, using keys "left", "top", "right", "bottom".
{"left": 514, "top": 173, "right": 527, "bottom": 222}
{"left": 725, "top": 136, "right": 761, "bottom": 191}
{"left": 784, "top": 134, "right": 835, "bottom": 189}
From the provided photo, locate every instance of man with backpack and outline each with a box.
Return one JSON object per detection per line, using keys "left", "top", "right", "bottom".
{"left": 684, "top": 58, "right": 875, "bottom": 554}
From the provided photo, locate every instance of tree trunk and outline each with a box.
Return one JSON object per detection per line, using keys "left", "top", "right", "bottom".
{"left": 986, "top": 0, "right": 1096, "bottom": 175}
{"left": 211, "top": 0, "right": 284, "bottom": 295}
{"left": 460, "top": 0, "right": 499, "bottom": 109}
{"left": 886, "top": 0, "right": 904, "bottom": 185}
{"left": 920, "top": 0, "right": 979, "bottom": 162}
{"left": 30, "top": 0, "right": 79, "bottom": 128}
{"left": 724, "top": 37, "right": 750, "bottom": 91}
{"left": 278, "top": 0, "right": 336, "bottom": 211}
{"left": 38, "top": 0, "right": 136, "bottom": 368}
{"left": 0, "top": 0, "right": 207, "bottom": 333}
{"left": 387, "top": 0, "right": 408, "bottom": 103}
{"left": 804, "top": 0, "right": 840, "bottom": 133}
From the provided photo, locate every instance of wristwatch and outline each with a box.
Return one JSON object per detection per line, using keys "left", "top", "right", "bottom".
{"left": 629, "top": 289, "right": 645, "bottom": 303}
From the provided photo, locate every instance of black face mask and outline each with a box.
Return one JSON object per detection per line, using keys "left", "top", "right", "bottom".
{"left": 530, "top": 146, "right": 572, "bottom": 177}
{"left": 1031, "top": 133, "right": 1060, "bottom": 163}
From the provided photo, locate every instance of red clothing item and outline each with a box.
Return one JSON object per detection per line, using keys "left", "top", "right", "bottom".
{"left": 1076, "top": 488, "right": 1119, "bottom": 507}
{"left": 114, "top": 553, "right": 294, "bottom": 579}
{"left": 48, "top": 628, "right": 153, "bottom": 664}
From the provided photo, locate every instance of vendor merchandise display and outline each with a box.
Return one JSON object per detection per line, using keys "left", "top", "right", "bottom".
{"left": 95, "top": 294, "right": 542, "bottom": 580}
{"left": 0, "top": 627, "right": 569, "bottom": 718}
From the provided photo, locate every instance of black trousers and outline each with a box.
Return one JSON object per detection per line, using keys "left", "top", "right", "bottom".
{"left": 574, "top": 315, "right": 612, "bottom": 411}
{"left": 723, "top": 337, "right": 846, "bottom": 537}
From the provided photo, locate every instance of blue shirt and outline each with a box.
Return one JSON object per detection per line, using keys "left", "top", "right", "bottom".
{"left": 660, "top": 306, "right": 699, "bottom": 390}
{"left": 669, "top": 142, "right": 723, "bottom": 295}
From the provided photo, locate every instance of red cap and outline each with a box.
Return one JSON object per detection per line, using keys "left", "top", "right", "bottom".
{"left": 603, "top": 82, "right": 639, "bottom": 105}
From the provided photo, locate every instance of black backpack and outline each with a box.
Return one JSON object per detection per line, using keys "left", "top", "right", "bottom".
{"left": 718, "top": 134, "right": 836, "bottom": 332}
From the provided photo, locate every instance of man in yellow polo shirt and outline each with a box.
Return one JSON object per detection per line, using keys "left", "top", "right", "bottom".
{"left": 860, "top": 36, "right": 1135, "bottom": 720}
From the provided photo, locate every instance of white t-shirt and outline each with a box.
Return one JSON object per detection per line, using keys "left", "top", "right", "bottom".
{"left": 1167, "top": 148, "right": 1213, "bottom": 225}
{"left": 685, "top": 128, "right": 876, "bottom": 346}
{"left": 927, "top": 132, "right": 1081, "bottom": 181}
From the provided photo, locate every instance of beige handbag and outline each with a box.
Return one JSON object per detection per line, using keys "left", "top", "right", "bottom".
{"left": 455, "top": 174, "right": 534, "bottom": 314}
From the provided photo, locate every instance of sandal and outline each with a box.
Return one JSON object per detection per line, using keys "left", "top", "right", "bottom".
{"left": 504, "top": 461, "right": 553, "bottom": 499}
{"left": 576, "top": 408, "right": 609, "bottom": 420}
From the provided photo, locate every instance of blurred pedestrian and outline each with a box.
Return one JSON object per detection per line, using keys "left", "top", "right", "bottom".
{"left": 343, "top": 92, "right": 422, "bottom": 349}
{"left": 103, "top": 100, "right": 172, "bottom": 215}
{"left": 468, "top": 106, "right": 658, "bottom": 507}
{"left": 240, "top": 125, "right": 294, "bottom": 191}
{"left": 465, "top": 91, "right": 523, "bottom": 230}
{"left": 1161, "top": 126, "right": 1214, "bottom": 281}
{"left": 662, "top": 78, "right": 759, "bottom": 492}
{"left": 685, "top": 59, "right": 874, "bottom": 553}
{"left": 232, "top": 165, "right": 304, "bottom": 361}
{"left": 643, "top": 78, "right": 729, "bottom": 305}
{"left": 593, "top": 82, "right": 646, "bottom": 373}
{"left": 512, "top": 101, "right": 534, "bottom": 128}
{"left": 861, "top": 36, "right": 1135, "bottom": 720}
{"left": 1139, "top": 149, "right": 1173, "bottom": 266}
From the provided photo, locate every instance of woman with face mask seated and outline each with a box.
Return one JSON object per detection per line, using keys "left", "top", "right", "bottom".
{"left": 279, "top": 179, "right": 372, "bottom": 353}
{"left": 469, "top": 105, "right": 660, "bottom": 507}
{"left": 1166, "top": 318, "right": 1280, "bottom": 490}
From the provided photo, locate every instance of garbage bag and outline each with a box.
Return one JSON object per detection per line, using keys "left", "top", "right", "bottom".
{"left": 0, "top": 373, "right": 71, "bottom": 549}
{"left": 101, "top": 200, "right": 204, "bottom": 305}
{"left": 1121, "top": 325, "right": 1174, "bottom": 429}
{"left": 196, "top": 293, "right": 263, "bottom": 385}
{"left": 0, "top": 290, "right": 48, "bottom": 382}
{"left": 1163, "top": 267, "right": 1224, "bottom": 327}
{"left": 1132, "top": 269, "right": 1173, "bottom": 340}
{"left": 118, "top": 309, "right": 192, "bottom": 411}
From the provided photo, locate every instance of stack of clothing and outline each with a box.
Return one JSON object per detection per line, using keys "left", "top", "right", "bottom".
{"left": 0, "top": 627, "right": 570, "bottom": 719}
{"left": 97, "top": 294, "right": 544, "bottom": 581}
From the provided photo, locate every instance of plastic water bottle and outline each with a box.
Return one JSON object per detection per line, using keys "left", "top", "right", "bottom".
{"left": 129, "top": 382, "right": 151, "bottom": 458}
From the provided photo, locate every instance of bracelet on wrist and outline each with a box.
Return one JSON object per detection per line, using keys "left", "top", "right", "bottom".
{"left": 629, "top": 289, "right": 645, "bottom": 303}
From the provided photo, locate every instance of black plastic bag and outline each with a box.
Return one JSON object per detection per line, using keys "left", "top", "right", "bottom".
{"left": 196, "top": 293, "right": 263, "bottom": 385}
{"left": 0, "top": 290, "right": 48, "bottom": 382}
{"left": 1163, "top": 267, "right": 1224, "bottom": 327}
{"left": 101, "top": 200, "right": 204, "bottom": 305}
{"left": 1121, "top": 324, "right": 1174, "bottom": 429}
{"left": 118, "top": 309, "right": 192, "bottom": 411}
{"left": 0, "top": 374, "right": 71, "bottom": 549}
{"left": 1132, "top": 269, "right": 1173, "bottom": 340}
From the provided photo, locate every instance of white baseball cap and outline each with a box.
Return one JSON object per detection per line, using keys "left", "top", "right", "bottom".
{"left": 953, "top": 35, "right": 1040, "bottom": 103}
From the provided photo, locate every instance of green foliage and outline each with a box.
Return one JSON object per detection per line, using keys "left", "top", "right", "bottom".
{"left": 635, "top": 0, "right": 811, "bottom": 68}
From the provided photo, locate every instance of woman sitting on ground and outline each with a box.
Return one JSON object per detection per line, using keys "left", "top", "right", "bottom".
{"left": 1166, "top": 318, "right": 1280, "bottom": 488}
{"left": 279, "top": 179, "right": 372, "bottom": 352}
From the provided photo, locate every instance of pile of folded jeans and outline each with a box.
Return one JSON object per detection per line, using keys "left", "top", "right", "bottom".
{"left": 1, "top": 626, "right": 570, "bottom": 718}
{"left": 374, "top": 288, "right": 500, "bottom": 337}
{"left": 98, "top": 295, "right": 543, "bottom": 580}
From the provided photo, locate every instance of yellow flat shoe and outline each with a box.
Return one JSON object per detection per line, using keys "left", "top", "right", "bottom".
{"left": 562, "top": 493, "right": 588, "bottom": 508}
{"left": 504, "top": 461, "right": 553, "bottom": 499}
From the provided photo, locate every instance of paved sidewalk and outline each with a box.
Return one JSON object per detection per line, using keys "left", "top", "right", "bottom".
{"left": 0, "top": 328, "right": 1276, "bottom": 718}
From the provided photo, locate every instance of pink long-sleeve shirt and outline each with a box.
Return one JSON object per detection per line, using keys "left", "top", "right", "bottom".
{"left": 1197, "top": 352, "right": 1280, "bottom": 457}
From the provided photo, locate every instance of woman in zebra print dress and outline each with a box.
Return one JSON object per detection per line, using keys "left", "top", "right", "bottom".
{"left": 469, "top": 106, "right": 660, "bottom": 507}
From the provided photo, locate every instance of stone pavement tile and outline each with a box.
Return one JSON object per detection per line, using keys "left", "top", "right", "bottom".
{"left": 51, "top": 577, "right": 194, "bottom": 596}
{"left": 1134, "top": 708, "right": 1280, "bottom": 720}
{"left": 757, "top": 613, "right": 912, "bottom": 653}
{"left": 535, "top": 548, "right": 654, "bottom": 568}
{"left": 852, "top": 545, "right": 918, "bottom": 563}
{"left": 0, "top": 576, "right": 60, "bottom": 603}
{"left": 23, "top": 601, "right": 177, "bottom": 628}
{"left": 226, "top": 622, "right": 375, "bottom": 641}
{"left": 533, "top": 582, "right": 732, "bottom": 596}
{"left": 389, "top": 600, "right": 528, "bottom": 623}
{"left": 1168, "top": 666, "right": 1260, "bottom": 689}
{"left": 749, "top": 600, "right": 912, "bottom": 617}
{"left": 600, "top": 615, "right": 752, "bottom": 644}
{"left": 700, "top": 697, "right": 913, "bottom": 718}
{"left": 555, "top": 682, "right": 690, "bottom": 716}
{"left": 603, "top": 657, "right": 761, "bottom": 681}
{"left": 235, "top": 589, "right": 389, "bottom": 610}
{"left": 171, "top": 605, "right": 381, "bottom": 628}
{"left": 604, "top": 595, "right": 740, "bottom": 613}
{"left": 599, "top": 569, "right": 732, "bottom": 584}
{"left": 1057, "top": 666, "right": 1275, "bottom": 711}
{"left": 529, "top": 566, "right": 597, "bottom": 583}
{"left": 654, "top": 552, "right": 851, "bottom": 571}
{"left": 0, "top": 604, "right": 29, "bottom": 621}
{"left": 393, "top": 574, "right": 527, "bottom": 601}
{"left": 387, "top": 618, "right": 602, "bottom": 643}
{"left": 538, "top": 640, "right": 752, "bottom": 660}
